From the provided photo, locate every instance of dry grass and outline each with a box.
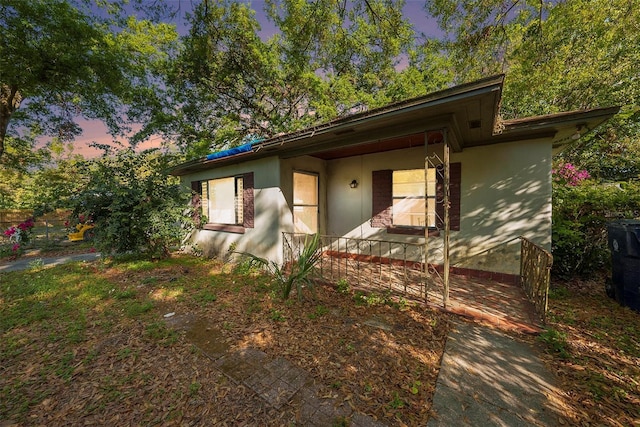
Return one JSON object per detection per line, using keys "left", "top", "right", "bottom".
{"left": 541, "top": 277, "right": 640, "bottom": 426}
{"left": 1, "top": 254, "right": 451, "bottom": 426}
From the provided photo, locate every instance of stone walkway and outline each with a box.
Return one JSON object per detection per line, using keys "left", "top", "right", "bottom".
{"left": 164, "top": 313, "right": 387, "bottom": 427}
{"left": 3, "top": 252, "right": 561, "bottom": 425}
{"left": 166, "top": 312, "right": 562, "bottom": 426}
{"left": 0, "top": 252, "right": 101, "bottom": 273}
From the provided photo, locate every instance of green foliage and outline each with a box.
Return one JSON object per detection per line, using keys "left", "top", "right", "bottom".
{"left": 307, "top": 304, "right": 329, "bottom": 320}
{"left": 143, "top": 321, "right": 178, "bottom": 346}
{"left": 238, "top": 233, "right": 321, "bottom": 301}
{"left": 538, "top": 327, "right": 571, "bottom": 360}
{"left": 269, "top": 309, "right": 285, "bottom": 322}
{"left": 552, "top": 180, "right": 640, "bottom": 278}
{"left": 335, "top": 278, "right": 350, "bottom": 294}
{"left": 427, "top": 0, "right": 640, "bottom": 187}
{"left": 388, "top": 391, "right": 405, "bottom": 409}
{"left": 0, "top": 0, "right": 179, "bottom": 160}
{"left": 153, "top": 0, "right": 443, "bottom": 158}
{"left": 67, "top": 148, "right": 191, "bottom": 258}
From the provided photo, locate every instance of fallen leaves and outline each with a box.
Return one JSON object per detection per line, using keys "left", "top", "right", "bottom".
{"left": 1, "top": 256, "right": 451, "bottom": 426}
{"left": 544, "top": 276, "right": 640, "bottom": 426}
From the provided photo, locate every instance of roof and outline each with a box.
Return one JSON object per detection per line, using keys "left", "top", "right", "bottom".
{"left": 170, "top": 75, "right": 619, "bottom": 176}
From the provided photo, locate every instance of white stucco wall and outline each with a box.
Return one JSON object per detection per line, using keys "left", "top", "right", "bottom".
{"left": 324, "top": 140, "right": 552, "bottom": 274}
{"left": 181, "top": 156, "right": 289, "bottom": 264}
{"left": 181, "top": 138, "right": 552, "bottom": 275}
{"left": 452, "top": 140, "right": 552, "bottom": 274}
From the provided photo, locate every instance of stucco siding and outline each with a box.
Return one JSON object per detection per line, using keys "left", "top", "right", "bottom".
{"left": 324, "top": 140, "right": 552, "bottom": 275}
{"left": 326, "top": 145, "right": 431, "bottom": 243}
{"left": 451, "top": 140, "right": 552, "bottom": 274}
{"left": 181, "top": 139, "right": 552, "bottom": 275}
{"left": 181, "top": 156, "right": 288, "bottom": 263}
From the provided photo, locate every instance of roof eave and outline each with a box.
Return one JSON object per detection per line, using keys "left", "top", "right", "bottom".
{"left": 169, "top": 75, "right": 505, "bottom": 176}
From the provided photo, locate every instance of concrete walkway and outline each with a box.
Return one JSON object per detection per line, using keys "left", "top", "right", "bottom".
{"left": 169, "top": 312, "right": 562, "bottom": 426}
{"left": 0, "top": 252, "right": 101, "bottom": 273}
{"left": 428, "top": 321, "right": 561, "bottom": 427}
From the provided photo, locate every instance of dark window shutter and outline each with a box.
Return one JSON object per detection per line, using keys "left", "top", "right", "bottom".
{"left": 371, "top": 170, "right": 392, "bottom": 228}
{"left": 436, "top": 162, "right": 461, "bottom": 231}
{"left": 243, "top": 172, "right": 254, "bottom": 228}
{"left": 190, "top": 181, "right": 202, "bottom": 225}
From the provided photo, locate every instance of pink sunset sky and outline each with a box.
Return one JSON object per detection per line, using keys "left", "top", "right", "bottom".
{"left": 70, "top": 0, "right": 442, "bottom": 158}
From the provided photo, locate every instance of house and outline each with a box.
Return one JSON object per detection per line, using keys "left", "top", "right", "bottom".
{"left": 169, "top": 75, "right": 618, "bottom": 283}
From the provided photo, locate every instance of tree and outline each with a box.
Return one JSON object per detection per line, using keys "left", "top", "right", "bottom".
{"left": 424, "top": 0, "right": 640, "bottom": 181}
{"left": 153, "top": 0, "right": 445, "bottom": 159}
{"left": 0, "top": 0, "right": 179, "bottom": 161}
{"left": 68, "top": 148, "right": 191, "bottom": 258}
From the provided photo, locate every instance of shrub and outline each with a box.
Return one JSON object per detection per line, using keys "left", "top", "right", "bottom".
{"left": 552, "top": 179, "right": 640, "bottom": 279}
{"left": 68, "top": 149, "right": 192, "bottom": 258}
{"left": 238, "top": 233, "right": 321, "bottom": 301}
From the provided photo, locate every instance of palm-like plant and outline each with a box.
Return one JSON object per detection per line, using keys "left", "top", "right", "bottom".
{"left": 238, "top": 233, "right": 322, "bottom": 300}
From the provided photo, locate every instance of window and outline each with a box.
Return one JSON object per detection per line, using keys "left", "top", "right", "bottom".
{"left": 293, "top": 171, "right": 318, "bottom": 233}
{"left": 392, "top": 169, "right": 436, "bottom": 227}
{"left": 371, "top": 163, "right": 461, "bottom": 233}
{"left": 191, "top": 173, "right": 254, "bottom": 232}
{"left": 202, "top": 176, "right": 244, "bottom": 225}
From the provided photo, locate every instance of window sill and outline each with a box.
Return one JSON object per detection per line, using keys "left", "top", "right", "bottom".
{"left": 202, "top": 224, "right": 245, "bottom": 234}
{"left": 386, "top": 226, "right": 440, "bottom": 237}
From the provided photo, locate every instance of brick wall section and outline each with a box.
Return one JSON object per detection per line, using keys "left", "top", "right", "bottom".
{"left": 243, "top": 172, "right": 254, "bottom": 228}
{"left": 371, "top": 170, "right": 393, "bottom": 228}
{"left": 436, "top": 162, "right": 461, "bottom": 230}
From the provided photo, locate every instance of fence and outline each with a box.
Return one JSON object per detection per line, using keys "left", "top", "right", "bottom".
{"left": 0, "top": 209, "right": 71, "bottom": 243}
{"left": 520, "top": 237, "right": 553, "bottom": 323}
{"left": 284, "top": 232, "right": 554, "bottom": 324}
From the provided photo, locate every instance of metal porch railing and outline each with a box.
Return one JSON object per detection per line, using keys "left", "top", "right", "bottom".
{"left": 520, "top": 237, "right": 553, "bottom": 323}
{"left": 283, "top": 232, "right": 553, "bottom": 323}
{"left": 283, "top": 233, "right": 430, "bottom": 301}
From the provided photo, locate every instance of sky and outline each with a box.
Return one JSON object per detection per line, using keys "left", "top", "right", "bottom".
{"left": 70, "top": 0, "right": 443, "bottom": 158}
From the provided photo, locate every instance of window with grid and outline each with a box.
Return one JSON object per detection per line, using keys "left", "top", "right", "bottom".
{"left": 392, "top": 168, "right": 436, "bottom": 228}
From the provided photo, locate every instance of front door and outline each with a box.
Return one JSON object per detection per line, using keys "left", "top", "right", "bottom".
{"left": 293, "top": 171, "right": 319, "bottom": 234}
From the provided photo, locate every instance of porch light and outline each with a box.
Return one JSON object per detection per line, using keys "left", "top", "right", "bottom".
{"left": 571, "top": 124, "right": 587, "bottom": 140}
{"left": 349, "top": 179, "right": 358, "bottom": 189}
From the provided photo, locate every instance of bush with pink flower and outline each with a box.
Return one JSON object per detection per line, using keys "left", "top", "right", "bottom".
{"left": 553, "top": 163, "right": 591, "bottom": 186}
{"left": 1, "top": 217, "right": 36, "bottom": 259}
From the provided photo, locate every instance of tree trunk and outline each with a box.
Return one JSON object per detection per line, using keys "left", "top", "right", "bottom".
{"left": 0, "top": 84, "right": 22, "bottom": 160}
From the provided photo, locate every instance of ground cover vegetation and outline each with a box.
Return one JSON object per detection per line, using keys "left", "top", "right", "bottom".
{"left": 0, "top": 255, "right": 451, "bottom": 426}
{"left": 541, "top": 277, "right": 640, "bottom": 426}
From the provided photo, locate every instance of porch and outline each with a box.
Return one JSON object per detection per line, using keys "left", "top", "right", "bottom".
{"left": 283, "top": 233, "right": 551, "bottom": 334}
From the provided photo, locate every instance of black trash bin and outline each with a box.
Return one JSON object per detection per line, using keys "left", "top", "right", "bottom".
{"left": 607, "top": 220, "right": 640, "bottom": 313}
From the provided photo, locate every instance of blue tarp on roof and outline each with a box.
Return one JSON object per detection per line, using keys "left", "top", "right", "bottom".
{"left": 206, "top": 141, "right": 254, "bottom": 161}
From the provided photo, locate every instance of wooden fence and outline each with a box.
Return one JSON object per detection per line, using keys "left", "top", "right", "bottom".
{"left": 0, "top": 209, "right": 72, "bottom": 242}
{"left": 0, "top": 209, "right": 71, "bottom": 226}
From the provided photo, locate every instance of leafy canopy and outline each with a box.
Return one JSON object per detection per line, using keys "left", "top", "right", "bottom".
{"left": 0, "top": 0, "right": 179, "bottom": 161}
{"left": 153, "top": 0, "right": 447, "bottom": 158}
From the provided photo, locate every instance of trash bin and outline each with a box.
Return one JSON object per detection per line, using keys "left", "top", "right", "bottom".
{"left": 607, "top": 220, "right": 640, "bottom": 313}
